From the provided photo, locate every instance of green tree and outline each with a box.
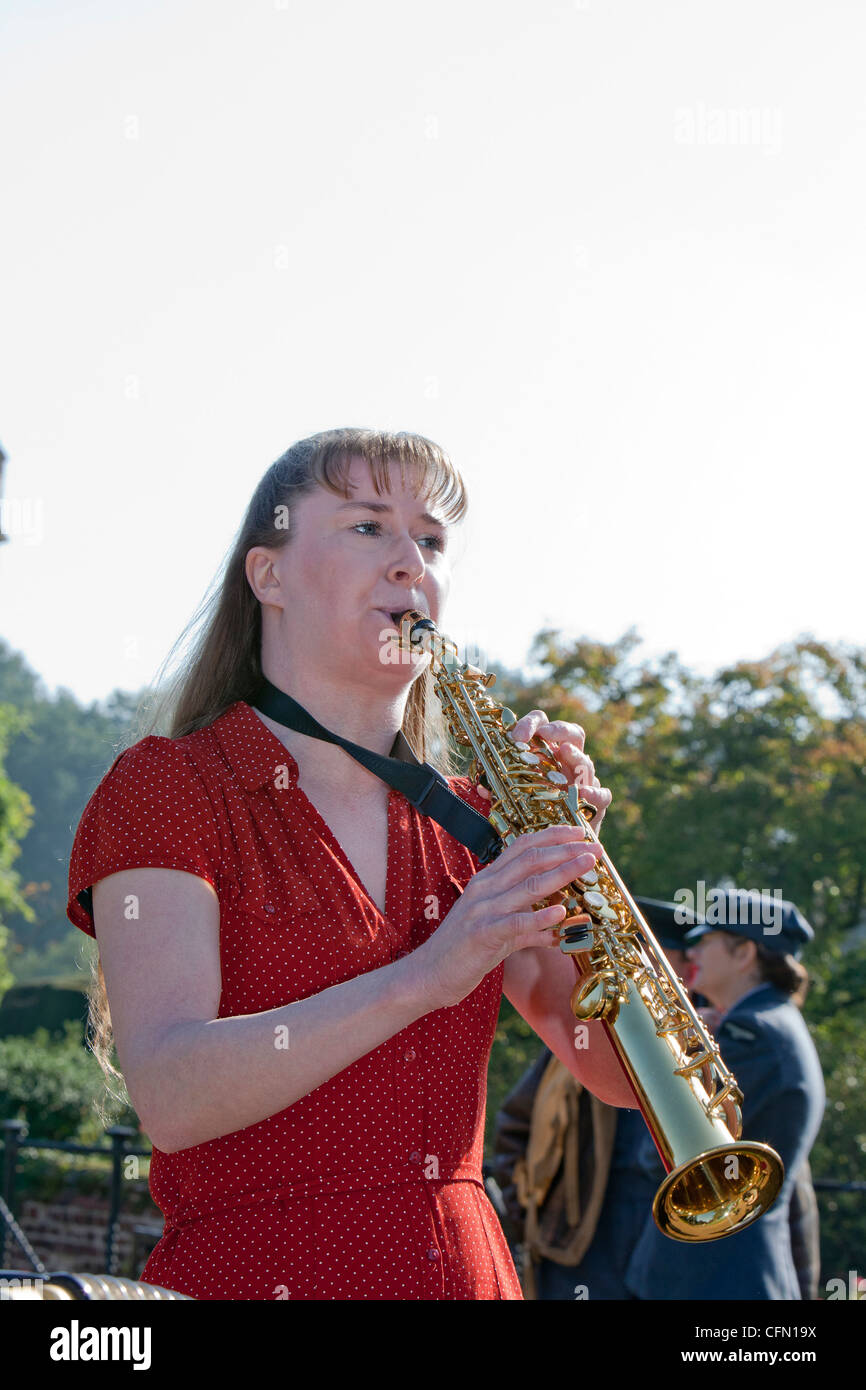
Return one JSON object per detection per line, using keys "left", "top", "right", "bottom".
{"left": 0, "top": 701, "right": 36, "bottom": 1003}
{"left": 0, "top": 641, "right": 142, "bottom": 968}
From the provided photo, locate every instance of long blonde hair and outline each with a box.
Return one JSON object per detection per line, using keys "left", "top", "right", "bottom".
{"left": 87, "top": 427, "right": 469, "bottom": 1123}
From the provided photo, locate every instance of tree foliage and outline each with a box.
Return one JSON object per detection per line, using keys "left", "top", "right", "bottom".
{"left": 0, "top": 700, "right": 35, "bottom": 1001}
{"left": 0, "top": 642, "right": 140, "bottom": 966}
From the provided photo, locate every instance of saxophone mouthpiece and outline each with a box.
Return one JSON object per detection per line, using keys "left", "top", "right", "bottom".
{"left": 397, "top": 611, "right": 460, "bottom": 670}
{"left": 398, "top": 610, "right": 436, "bottom": 650}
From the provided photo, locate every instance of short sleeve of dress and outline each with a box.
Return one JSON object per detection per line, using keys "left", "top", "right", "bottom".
{"left": 66, "top": 736, "right": 221, "bottom": 938}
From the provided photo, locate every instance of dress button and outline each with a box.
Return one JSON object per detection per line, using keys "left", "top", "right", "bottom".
{"left": 427, "top": 1248, "right": 440, "bottom": 1261}
{"left": 408, "top": 1151, "right": 422, "bottom": 1164}
{"left": 264, "top": 904, "right": 275, "bottom": 914}
{"left": 403, "top": 1049, "right": 416, "bottom": 1062}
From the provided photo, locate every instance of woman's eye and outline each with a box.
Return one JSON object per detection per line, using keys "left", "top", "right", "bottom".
{"left": 350, "top": 522, "right": 445, "bottom": 552}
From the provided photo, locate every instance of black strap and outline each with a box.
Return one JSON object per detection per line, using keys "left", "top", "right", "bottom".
{"left": 250, "top": 677, "right": 502, "bottom": 865}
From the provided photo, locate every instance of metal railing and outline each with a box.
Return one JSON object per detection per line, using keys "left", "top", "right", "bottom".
{"left": 1, "top": 1119, "right": 152, "bottom": 1276}
{"left": 3, "top": 1126, "right": 862, "bottom": 1282}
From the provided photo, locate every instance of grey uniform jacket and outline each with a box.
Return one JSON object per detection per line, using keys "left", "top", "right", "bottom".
{"left": 625, "top": 982, "right": 826, "bottom": 1301}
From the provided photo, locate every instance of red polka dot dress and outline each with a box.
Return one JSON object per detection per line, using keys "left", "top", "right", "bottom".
{"left": 66, "top": 700, "right": 523, "bottom": 1300}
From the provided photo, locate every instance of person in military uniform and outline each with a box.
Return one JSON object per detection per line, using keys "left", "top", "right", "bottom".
{"left": 625, "top": 890, "right": 826, "bottom": 1301}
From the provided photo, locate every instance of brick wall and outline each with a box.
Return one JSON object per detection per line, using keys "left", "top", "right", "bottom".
{"left": 9, "top": 1194, "right": 163, "bottom": 1277}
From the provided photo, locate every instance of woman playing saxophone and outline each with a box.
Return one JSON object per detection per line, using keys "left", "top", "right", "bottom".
{"left": 66, "top": 427, "right": 634, "bottom": 1302}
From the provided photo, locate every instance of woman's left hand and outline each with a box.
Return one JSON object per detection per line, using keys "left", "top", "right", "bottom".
{"left": 503, "top": 709, "right": 612, "bottom": 830}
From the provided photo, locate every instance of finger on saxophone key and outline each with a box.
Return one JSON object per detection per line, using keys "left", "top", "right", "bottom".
{"left": 524, "top": 846, "right": 600, "bottom": 895}
{"left": 487, "top": 836, "right": 600, "bottom": 896}
{"left": 551, "top": 848, "right": 601, "bottom": 887}
{"left": 553, "top": 843, "right": 603, "bottom": 878}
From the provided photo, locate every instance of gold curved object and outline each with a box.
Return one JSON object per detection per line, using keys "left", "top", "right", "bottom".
{"left": 399, "top": 611, "right": 784, "bottom": 1243}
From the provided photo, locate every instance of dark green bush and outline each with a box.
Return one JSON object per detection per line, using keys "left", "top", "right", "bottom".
{"left": 0, "top": 1021, "right": 140, "bottom": 1143}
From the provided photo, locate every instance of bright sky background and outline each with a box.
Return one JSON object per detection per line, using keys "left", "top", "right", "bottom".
{"left": 1, "top": 0, "right": 864, "bottom": 705}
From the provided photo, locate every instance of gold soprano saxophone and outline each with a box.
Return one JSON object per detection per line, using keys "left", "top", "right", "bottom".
{"left": 399, "top": 612, "right": 784, "bottom": 1242}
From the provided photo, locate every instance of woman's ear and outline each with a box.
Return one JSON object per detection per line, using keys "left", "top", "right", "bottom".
{"left": 245, "top": 547, "right": 283, "bottom": 607}
{"left": 734, "top": 937, "right": 758, "bottom": 971}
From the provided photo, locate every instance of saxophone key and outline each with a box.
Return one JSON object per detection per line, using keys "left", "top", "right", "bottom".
{"left": 561, "top": 911, "right": 593, "bottom": 930}
{"left": 655, "top": 1016, "right": 692, "bottom": 1036}
{"left": 570, "top": 970, "right": 623, "bottom": 1022}
{"left": 559, "top": 935, "right": 594, "bottom": 955}
{"left": 674, "top": 1050, "right": 713, "bottom": 1077}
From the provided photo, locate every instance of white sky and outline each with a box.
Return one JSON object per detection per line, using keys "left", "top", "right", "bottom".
{"left": 1, "top": 0, "right": 864, "bottom": 704}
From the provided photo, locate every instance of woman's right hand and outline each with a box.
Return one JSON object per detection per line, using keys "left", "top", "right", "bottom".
{"left": 407, "top": 824, "right": 604, "bottom": 1009}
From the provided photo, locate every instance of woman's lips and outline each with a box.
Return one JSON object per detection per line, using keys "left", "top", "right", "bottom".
{"left": 376, "top": 608, "right": 419, "bottom": 624}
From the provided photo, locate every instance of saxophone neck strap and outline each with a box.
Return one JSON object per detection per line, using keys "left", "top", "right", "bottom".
{"left": 249, "top": 677, "right": 502, "bottom": 865}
